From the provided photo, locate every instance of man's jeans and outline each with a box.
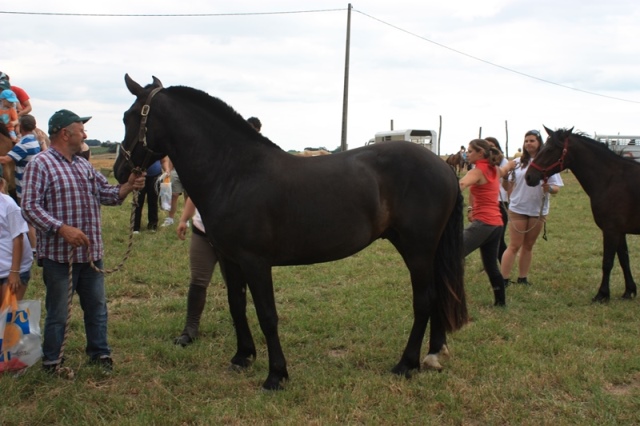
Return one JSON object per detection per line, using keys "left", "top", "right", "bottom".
{"left": 42, "top": 259, "right": 110, "bottom": 364}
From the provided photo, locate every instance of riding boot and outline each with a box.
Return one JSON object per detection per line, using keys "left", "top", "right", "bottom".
{"left": 493, "top": 283, "right": 506, "bottom": 307}
{"left": 174, "top": 284, "right": 207, "bottom": 347}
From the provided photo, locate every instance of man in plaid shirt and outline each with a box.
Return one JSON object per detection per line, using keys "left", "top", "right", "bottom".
{"left": 21, "top": 109, "right": 146, "bottom": 373}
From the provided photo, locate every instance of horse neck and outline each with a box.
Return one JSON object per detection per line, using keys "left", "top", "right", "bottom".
{"left": 564, "top": 138, "right": 610, "bottom": 195}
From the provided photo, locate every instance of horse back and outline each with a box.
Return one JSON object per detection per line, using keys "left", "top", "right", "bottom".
{"left": 200, "top": 141, "right": 458, "bottom": 266}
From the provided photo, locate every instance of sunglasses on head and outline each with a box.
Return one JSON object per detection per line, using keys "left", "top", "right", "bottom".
{"left": 527, "top": 129, "right": 541, "bottom": 137}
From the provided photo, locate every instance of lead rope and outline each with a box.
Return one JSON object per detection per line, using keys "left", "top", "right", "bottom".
{"left": 53, "top": 189, "right": 139, "bottom": 378}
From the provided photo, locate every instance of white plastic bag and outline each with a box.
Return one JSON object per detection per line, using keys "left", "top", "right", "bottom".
{"left": 0, "top": 293, "right": 42, "bottom": 373}
{"left": 159, "top": 174, "right": 172, "bottom": 211}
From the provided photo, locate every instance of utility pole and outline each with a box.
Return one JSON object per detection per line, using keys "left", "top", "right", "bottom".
{"left": 505, "top": 120, "right": 509, "bottom": 158}
{"left": 340, "top": 3, "right": 352, "bottom": 152}
{"left": 438, "top": 115, "right": 442, "bottom": 156}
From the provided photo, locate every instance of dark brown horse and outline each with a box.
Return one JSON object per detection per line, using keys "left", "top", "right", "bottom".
{"left": 114, "top": 75, "right": 468, "bottom": 390}
{"left": 526, "top": 127, "right": 640, "bottom": 302}
{"left": 445, "top": 152, "right": 464, "bottom": 175}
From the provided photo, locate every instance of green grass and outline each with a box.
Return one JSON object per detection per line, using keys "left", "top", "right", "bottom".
{"left": 2, "top": 171, "right": 640, "bottom": 425}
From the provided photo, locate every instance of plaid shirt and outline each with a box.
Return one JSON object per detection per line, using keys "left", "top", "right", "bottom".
{"left": 21, "top": 148, "right": 124, "bottom": 263}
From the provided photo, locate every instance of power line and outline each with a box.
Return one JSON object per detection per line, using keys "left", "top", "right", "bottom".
{"left": 2, "top": 7, "right": 637, "bottom": 104}
{"left": 0, "top": 8, "right": 345, "bottom": 17}
{"left": 353, "top": 9, "right": 640, "bottom": 104}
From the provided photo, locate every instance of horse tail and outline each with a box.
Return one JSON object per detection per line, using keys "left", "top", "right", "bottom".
{"left": 434, "top": 188, "right": 468, "bottom": 332}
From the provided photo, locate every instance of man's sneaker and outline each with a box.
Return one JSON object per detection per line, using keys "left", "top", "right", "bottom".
{"left": 90, "top": 355, "right": 114, "bottom": 373}
{"left": 161, "top": 218, "right": 174, "bottom": 227}
{"left": 147, "top": 222, "right": 158, "bottom": 232}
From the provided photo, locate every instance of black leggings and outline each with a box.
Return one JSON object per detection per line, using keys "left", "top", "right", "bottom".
{"left": 463, "top": 220, "right": 504, "bottom": 290}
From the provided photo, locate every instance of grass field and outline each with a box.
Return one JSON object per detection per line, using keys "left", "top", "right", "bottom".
{"left": 1, "top": 158, "right": 640, "bottom": 425}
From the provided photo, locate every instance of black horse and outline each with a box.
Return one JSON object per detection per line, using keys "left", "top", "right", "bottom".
{"left": 114, "top": 75, "right": 468, "bottom": 390}
{"left": 525, "top": 127, "right": 640, "bottom": 302}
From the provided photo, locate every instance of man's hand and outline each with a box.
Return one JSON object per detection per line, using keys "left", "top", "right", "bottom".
{"left": 58, "top": 224, "right": 90, "bottom": 247}
{"left": 129, "top": 172, "right": 146, "bottom": 190}
{"left": 119, "top": 171, "right": 147, "bottom": 198}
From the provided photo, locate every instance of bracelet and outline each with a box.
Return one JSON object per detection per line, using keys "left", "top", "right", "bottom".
{"left": 9, "top": 269, "right": 20, "bottom": 273}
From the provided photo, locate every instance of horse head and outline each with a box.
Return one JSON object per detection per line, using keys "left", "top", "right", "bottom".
{"left": 525, "top": 126, "right": 573, "bottom": 186}
{"left": 113, "top": 74, "right": 167, "bottom": 184}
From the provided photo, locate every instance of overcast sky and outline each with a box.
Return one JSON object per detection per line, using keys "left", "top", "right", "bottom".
{"left": 2, "top": 0, "right": 639, "bottom": 155}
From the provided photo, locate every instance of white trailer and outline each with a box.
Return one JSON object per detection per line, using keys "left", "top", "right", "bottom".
{"left": 367, "top": 129, "right": 439, "bottom": 155}
{"left": 594, "top": 134, "right": 640, "bottom": 162}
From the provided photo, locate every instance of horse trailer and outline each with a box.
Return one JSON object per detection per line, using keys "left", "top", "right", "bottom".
{"left": 595, "top": 134, "right": 640, "bottom": 162}
{"left": 367, "top": 129, "right": 439, "bottom": 155}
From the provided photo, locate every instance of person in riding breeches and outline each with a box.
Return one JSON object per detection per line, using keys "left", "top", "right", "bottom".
{"left": 174, "top": 197, "right": 218, "bottom": 346}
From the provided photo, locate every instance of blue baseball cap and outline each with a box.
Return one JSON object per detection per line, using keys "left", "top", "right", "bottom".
{"left": 0, "top": 89, "right": 18, "bottom": 103}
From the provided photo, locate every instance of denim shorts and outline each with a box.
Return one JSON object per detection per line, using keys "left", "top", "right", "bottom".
{"left": 0, "top": 270, "right": 31, "bottom": 286}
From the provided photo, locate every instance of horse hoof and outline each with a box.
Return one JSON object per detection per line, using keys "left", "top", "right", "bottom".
{"left": 230, "top": 353, "right": 255, "bottom": 369}
{"left": 262, "top": 374, "right": 287, "bottom": 391}
{"left": 390, "top": 365, "right": 412, "bottom": 378}
{"left": 621, "top": 290, "right": 637, "bottom": 300}
{"left": 228, "top": 363, "right": 246, "bottom": 373}
{"left": 173, "top": 334, "right": 194, "bottom": 347}
{"left": 592, "top": 294, "right": 610, "bottom": 303}
{"left": 439, "top": 345, "right": 450, "bottom": 358}
{"left": 421, "top": 354, "right": 443, "bottom": 371}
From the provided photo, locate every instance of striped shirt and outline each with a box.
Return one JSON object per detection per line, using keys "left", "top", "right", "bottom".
{"left": 8, "top": 133, "right": 41, "bottom": 199}
{"left": 21, "top": 147, "right": 124, "bottom": 263}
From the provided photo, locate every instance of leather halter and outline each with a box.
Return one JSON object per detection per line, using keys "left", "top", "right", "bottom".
{"left": 119, "top": 84, "right": 164, "bottom": 173}
{"left": 528, "top": 137, "right": 570, "bottom": 182}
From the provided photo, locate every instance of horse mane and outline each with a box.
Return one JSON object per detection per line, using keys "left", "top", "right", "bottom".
{"left": 0, "top": 121, "right": 10, "bottom": 139}
{"left": 555, "top": 128, "right": 639, "bottom": 164}
{"left": 164, "top": 86, "right": 282, "bottom": 151}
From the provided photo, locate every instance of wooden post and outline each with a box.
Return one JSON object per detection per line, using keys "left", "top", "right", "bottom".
{"left": 340, "top": 4, "right": 352, "bottom": 152}
{"left": 505, "top": 120, "right": 509, "bottom": 158}
{"left": 438, "top": 115, "right": 442, "bottom": 156}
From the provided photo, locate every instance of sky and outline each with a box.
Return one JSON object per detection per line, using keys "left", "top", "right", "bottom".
{"left": 2, "top": 0, "right": 640, "bottom": 156}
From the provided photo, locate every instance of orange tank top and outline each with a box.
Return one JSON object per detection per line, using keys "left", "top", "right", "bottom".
{"left": 469, "top": 159, "right": 503, "bottom": 226}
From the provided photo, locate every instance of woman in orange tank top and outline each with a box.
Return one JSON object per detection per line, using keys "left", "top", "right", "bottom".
{"left": 459, "top": 138, "right": 507, "bottom": 306}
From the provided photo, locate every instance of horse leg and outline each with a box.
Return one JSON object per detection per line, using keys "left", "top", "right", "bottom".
{"left": 243, "top": 264, "right": 288, "bottom": 390}
{"left": 593, "top": 232, "right": 618, "bottom": 303}
{"left": 219, "top": 259, "right": 257, "bottom": 369}
{"left": 421, "top": 304, "right": 449, "bottom": 371}
{"left": 390, "top": 252, "right": 432, "bottom": 378}
{"left": 616, "top": 235, "right": 637, "bottom": 299}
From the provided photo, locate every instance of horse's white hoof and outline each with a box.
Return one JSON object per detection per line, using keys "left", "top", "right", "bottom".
{"left": 421, "top": 354, "right": 443, "bottom": 371}
{"left": 440, "top": 344, "right": 450, "bottom": 358}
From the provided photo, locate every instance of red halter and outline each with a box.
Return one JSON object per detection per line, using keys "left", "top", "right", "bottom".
{"left": 528, "top": 137, "right": 570, "bottom": 182}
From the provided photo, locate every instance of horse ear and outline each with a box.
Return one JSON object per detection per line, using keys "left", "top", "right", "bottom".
{"left": 151, "top": 76, "right": 163, "bottom": 88}
{"left": 124, "top": 74, "right": 144, "bottom": 97}
{"left": 568, "top": 127, "right": 574, "bottom": 134}
{"left": 543, "top": 125, "right": 553, "bottom": 136}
